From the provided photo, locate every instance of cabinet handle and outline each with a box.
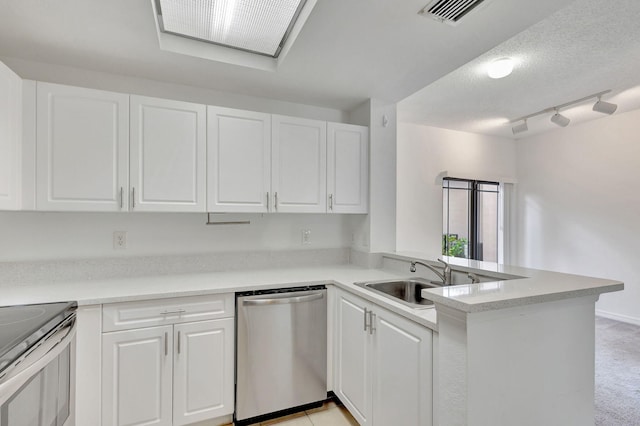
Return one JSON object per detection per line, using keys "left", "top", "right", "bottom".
{"left": 177, "top": 331, "right": 181, "bottom": 354}
{"left": 274, "top": 192, "right": 278, "bottom": 211}
{"left": 363, "top": 308, "right": 369, "bottom": 332}
{"left": 160, "top": 309, "right": 186, "bottom": 316}
{"left": 164, "top": 332, "right": 168, "bottom": 356}
{"left": 329, "top": 194, "right": 333, "bottom": 211}
{"left": 369, "top": 311, "right": 376, "bottom": 335}
{"left": 119, "top": 187, "right": 123, "bottom": 209}
{"left": 131, "top": 187, "right": 135, "bottom": 209}
{"left": 266, "top": 192, "right": 270, "bottom": 211}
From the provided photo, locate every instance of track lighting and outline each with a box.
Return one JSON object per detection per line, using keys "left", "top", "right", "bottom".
{"left": 509, "top": 89, "right": 615, "bottom": 135}
{"left": 593, "top": 96, "right": 618, "bottom": 115}
{"left": 512, "top": 119, "right": 528, "bottom": 135}
{"left": 550, "top": 109, "right": 570, "bottom": 127}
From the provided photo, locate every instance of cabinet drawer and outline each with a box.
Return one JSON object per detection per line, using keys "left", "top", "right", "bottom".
{"left": 103, "top": 294, "right": 234, "bottom": 332}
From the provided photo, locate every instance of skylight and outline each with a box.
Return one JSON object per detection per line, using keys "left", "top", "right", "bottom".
{"left": 156, "top": 0, "right": 307, "bottom": 58}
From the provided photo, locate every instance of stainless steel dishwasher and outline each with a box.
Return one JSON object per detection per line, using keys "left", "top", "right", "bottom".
{"left": 235, "top": 286, "right": 327, "bottom": 423}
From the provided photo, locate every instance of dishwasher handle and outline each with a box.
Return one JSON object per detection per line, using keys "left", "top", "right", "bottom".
{"left": 242, "top": 292, "right": 324, "bottom": 306}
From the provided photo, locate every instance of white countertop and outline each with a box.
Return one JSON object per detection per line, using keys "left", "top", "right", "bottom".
{"left": 386, "top": 252, "right": 623, "bottom": 313}
{"left": 0, "top": 263, "right": 440, "bottom": 330}
{"left": 0, "top": 251, "right": 624, "bottom": 329}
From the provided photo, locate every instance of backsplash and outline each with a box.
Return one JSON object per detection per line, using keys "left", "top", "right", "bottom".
{"left": 0, "top": 211, "right": 362, "bottom": 262}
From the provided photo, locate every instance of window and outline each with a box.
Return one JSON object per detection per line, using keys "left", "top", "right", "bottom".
{"left": 442, "top": 178, "right": 500, "bottom": 262}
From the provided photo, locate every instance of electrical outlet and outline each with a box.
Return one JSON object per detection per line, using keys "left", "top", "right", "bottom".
{"left": 113, "top": 231, "right": 127, "bottom": 249}
{"left": 302, "top": 229, "right": 311, "bottom": 245}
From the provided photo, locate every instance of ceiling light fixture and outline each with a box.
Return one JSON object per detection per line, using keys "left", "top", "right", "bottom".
{"left": 487, "top": 58, "right": 514, "bottom": 79}
{"left": 592, "top": 96, "right": 618, "bottom": 115}
{"left": 154, "top": 0, "right": 311, "bottom": 58}
{"left": 150, "top": 0, "right": 318, "bottom": 71}
{"left": 512, "top": 119, "right": 528, "bottom": 135}
{"left": 550, "top": 108, "right": 570, "bottom": 127}
{"left": 509, "top": 89, "right": 615, "bottom": 135}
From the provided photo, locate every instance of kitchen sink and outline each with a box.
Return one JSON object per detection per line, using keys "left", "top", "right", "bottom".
{"left": 354, "top": 278, "right": 442, "bottom": 308}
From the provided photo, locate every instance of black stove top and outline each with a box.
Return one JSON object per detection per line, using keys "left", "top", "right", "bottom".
{"left": 0, "top": 301, "right": 77, "bottom": 375}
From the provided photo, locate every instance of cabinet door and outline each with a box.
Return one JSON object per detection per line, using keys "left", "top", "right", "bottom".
{"left": 0, "top": 60, "right": 22, "bottom": 210}
{"left": 371, "top": 308, "right": 433, "bottom": 426}
{"left": 327, "top": 123, "right": 368, "bottom": 214}
{"left": 271, "top": 115, "right": 326, "bottom": 213}
{"left": 173, "top": 319, "right": 234, "bottom": 426}
{"left": 130, "top": 96, "right": 206, "bottom": 212}
{"left": 36, "top": 82, "right": 129, "bottom": 211}
{"left": 207, "top": 106, "right": 271, "bottom": 212}
{"left": 334, "top": 290, "right": 371, "bottom": 425}
{"left": 102, "top": 326, "right": 173, "bottom": 426}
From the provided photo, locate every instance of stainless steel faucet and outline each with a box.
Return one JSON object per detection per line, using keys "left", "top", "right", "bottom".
{"left": 410, "top": 258, "right": 452, "bottom": 285}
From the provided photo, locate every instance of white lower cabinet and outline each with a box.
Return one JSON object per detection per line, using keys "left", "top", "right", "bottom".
{"left": 102, "top": 296, "right": 234, "bottom": 426}
{"left": 335, "top": 291, "right": 371, "bottom": 425}
{"left": 173, "top": 319, "right": 234, "bottom": 425}
{"left": 334, "top": 289, "right": 433, "bottom": 426}
{"left": 102, "top": 325, "right": 173, "bottom": 426}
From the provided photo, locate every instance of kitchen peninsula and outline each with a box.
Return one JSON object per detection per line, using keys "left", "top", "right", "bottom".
{"left": 0, "top": 250, "right": 622, "bottom": 426}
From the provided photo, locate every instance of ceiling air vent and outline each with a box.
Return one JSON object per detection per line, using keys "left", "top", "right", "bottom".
{"left": 419, "top": 0, "right": 487, "bottom": 25}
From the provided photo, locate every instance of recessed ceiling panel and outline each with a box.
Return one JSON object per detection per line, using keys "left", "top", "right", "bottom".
{"left": 157, "top": 0, "right": 305, "bottom": 57}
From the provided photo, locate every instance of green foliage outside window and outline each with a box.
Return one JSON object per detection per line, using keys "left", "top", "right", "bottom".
{"left": 442, "top": 234, "right": 468, "bottom": 258}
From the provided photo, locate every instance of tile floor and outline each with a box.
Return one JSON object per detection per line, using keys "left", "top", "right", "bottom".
{"left": 225, "top": 401, "right": 358, "bottom": 426}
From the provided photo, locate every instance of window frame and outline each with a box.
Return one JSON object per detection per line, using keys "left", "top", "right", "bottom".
{"left": 442, "top": 177, "right": 500, "bottom": 261}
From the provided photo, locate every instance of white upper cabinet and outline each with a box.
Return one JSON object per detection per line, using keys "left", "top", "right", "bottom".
{"left": 207, "top": 106, "right": 271, "bottom": 213}
{"left": 130, "top": 96, "right": 206, "bottom": 212}
{"left": 0, "top": 60, "right": 22, "bottom": 210}
{"left": 29, "top": 81, "right": 368, "bottom": 215}
{"left": 327, "top": 123, "right": 368, "bottom": 214}
{"left": 36, "top": 82, "right": 129, "bottom": 211}
{"left": 271, "top": 115, "right": 327, "bottom": 213}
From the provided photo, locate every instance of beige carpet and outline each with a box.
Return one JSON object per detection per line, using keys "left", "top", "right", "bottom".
{"left": 595, "top": 316, "right": 640, "bottom": 425}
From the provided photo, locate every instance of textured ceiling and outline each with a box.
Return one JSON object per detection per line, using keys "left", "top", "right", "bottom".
{"left": 0, "top": 0, "right": 575, "bottom": 111}
{"left": 398, "top": 0, "right": 640, "bottom": 139}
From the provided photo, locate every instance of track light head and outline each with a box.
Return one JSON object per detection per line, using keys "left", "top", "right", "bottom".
{"left": 512, "top": 119, "right": 528, "bottom": 135}
{"left": 593, "top": 97, "right": 617, "bottom": 115}
{"left": 550, "top": 109, "right": 570, "bottom": 127}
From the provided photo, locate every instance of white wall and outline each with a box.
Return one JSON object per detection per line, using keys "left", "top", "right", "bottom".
{"left": 368, "top": 99, "right": 398, "bottom": 252}
{"left": 0, "top": 212, "right": 354, "bottom": 262}
{"left": 396, "top": 123, "right": 517, "bottom": 258}
{"left": 0, "top": 56, "right": 347, "bottom": 123}
{"left": 347, "top": 99, "right": 398, "bottom": 253}
{"left": 516, "top": 109, "right": 640, "bottom": 325}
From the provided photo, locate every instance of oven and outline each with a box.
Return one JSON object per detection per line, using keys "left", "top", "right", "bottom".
{"left": 0, "top": 302, "right": 77, "bottom": 426}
